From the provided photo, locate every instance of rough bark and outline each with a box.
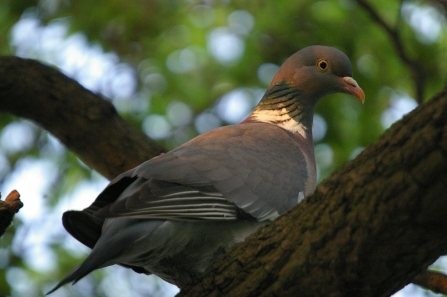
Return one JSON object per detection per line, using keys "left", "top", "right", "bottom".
{"left": 1, "top": 57, "right": 447, "bottom": 296}
{"left": 178, "top": 87, "right": 447, "bottom": 297}
{"left": 0, "top": 56, "right": 164, "bottom": 180}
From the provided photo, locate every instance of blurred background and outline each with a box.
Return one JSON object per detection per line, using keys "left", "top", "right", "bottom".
{"left": 0, "top": 0, "right": 446, "bottom": 296}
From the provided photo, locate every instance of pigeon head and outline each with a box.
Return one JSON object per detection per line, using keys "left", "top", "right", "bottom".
{"left": 269, "top": 45, "right": 365, "bottom": 102}
{"left": 245, "top": 45, "right": 365, "bottom": 139}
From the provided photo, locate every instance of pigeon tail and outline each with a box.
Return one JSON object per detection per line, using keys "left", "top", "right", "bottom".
{"left": 47, "top": 218, "right": 164, "bottom": 294}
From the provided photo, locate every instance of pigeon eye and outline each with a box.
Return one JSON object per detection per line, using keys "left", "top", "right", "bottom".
{"left": 317, "top": 59, "right": 329, "bottom": 71}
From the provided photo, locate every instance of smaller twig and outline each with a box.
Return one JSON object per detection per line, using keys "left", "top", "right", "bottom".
{"left": 356, "top": 0, "right": 425, "bottom": 104}
{"left": 0, "top": 190, "right": 23, "bottom": 237}
{"left": 412, "top": 270, "right": 447, "bottom": 295}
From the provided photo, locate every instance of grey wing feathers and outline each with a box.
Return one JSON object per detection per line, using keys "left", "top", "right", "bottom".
{"left": 98, "top": 179, "right": 242, "bottom": 220}
{"left": 97, "top": 122, "right": 310, "bottom": 222}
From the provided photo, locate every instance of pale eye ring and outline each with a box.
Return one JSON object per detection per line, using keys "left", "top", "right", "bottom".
{"left": 317, "top": 59, "right": 329, "bottom": 71}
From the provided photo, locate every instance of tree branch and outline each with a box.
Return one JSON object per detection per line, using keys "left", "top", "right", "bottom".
{"left": 413, "top": 270, "right": 447, "bottom": 295}
{"left": 355, "top": 0, "right": 426, "bottom": 104}
{"left": 178, "top": 86, "right": 447, "bottom": 296}
{"left": 0, "top": 56, "right": 164, "bottom": 180}
{"left": 0, "top": 190, "right": 22, "bottom": 237}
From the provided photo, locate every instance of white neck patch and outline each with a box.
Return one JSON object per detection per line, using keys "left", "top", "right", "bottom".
{"left": 251, "top": 110, "right": 308, "bottom": 139}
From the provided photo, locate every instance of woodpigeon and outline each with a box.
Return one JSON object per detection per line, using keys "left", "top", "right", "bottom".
{"left": 48, "top": 45, "right": 365, "bottom": 293}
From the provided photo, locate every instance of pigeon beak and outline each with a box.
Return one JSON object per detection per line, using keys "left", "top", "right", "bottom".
{"left": 341, "top": 76, "right": 365, "bottom": 103}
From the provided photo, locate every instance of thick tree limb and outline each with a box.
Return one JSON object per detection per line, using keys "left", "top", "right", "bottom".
{"left": 0, "top": 190, "right": 22, "bottom": 237}
{"left": 1, "top": 56, "right": 447, "bottom": 296}
{"left": 0, "top": 56, "right": 164, "bottom": 180}
{"left": 178, "top": 86, "right": 447, "bottom": 296}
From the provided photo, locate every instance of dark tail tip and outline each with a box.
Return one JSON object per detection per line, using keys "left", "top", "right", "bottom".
{"left": 45, "top": 279, "right": 71, "bottom": 295}
{"left": 45, "top": 264, "right": 93, "bottom": 295}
